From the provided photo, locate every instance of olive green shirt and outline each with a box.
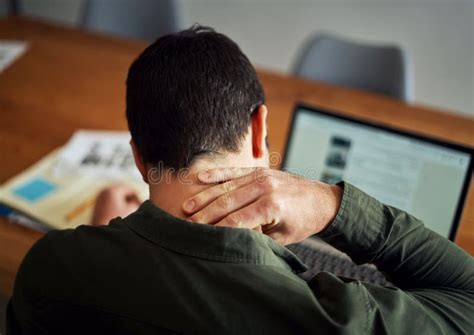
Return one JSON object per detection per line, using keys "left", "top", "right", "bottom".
{"left": 7, "top": 183, "right": 474, "bottom": 334}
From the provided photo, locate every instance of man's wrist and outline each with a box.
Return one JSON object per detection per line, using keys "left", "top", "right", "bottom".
{"left": 328, "top": 183, "right": 343, "bottom": 222}
{"left": 312, "top": 181, "right": 343, "bottom": 235}
{"left": 316, "top": 182, "right": 389, "bottom": 264}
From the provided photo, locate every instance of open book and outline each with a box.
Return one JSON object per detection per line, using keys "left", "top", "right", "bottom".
{"left": 0, "top": 131, "right": 148, "bottom": 230}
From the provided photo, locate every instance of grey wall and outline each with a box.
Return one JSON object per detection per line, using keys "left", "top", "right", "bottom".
{"left": 1, "top": 0, "right": 473, "bottom": 117}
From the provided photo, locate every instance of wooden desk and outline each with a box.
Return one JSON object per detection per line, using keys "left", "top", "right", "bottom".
{"left": 0, "top": 17, "right": 473, "bottom": 297}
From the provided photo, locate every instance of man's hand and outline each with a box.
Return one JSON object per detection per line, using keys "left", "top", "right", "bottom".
{"left": 91, "top": 185, "right": 141, "bottom": 226}
{"left": 182, "top": 168, "right": 343, "bottom": 245}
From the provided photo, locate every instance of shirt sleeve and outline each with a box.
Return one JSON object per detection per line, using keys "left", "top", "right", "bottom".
{"left": 309, "top": 182, "right": 474, "bottom": 334}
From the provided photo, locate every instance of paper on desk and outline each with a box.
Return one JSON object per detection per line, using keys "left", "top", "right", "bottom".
{"left": 0, "top": 41, "right": 27, "bottom": 72}
{"left": 0, "top": 148, "right": 148, "bottom": 230}
{"left": 54, "top": 130, "right": 142, "bottom": 181}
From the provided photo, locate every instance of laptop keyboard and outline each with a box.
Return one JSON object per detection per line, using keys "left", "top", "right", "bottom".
{"left": 287, "top": 238, "right": 391, "bottom": 286}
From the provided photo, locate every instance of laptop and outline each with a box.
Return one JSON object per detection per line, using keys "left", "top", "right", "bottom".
{"left": 283, "top": 104, "right": 473, "bottom": 283}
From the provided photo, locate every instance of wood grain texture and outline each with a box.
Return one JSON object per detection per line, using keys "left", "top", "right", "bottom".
{"left": 0, "top": 17, "right": 473, "bottom": 297}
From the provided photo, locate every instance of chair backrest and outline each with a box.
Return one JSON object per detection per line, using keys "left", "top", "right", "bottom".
{"left": 82, "top": 0, "right": 184, "bottom": 41}
{"left": 2, "top": 0, "right": 17, "bottom": 16}
{"left": 293, "top": 33, "right": 413, "bottom": 101}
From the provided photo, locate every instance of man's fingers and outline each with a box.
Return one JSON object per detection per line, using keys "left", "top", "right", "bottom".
{"left": 197, "top": 167, "right": 260, "bottom": 184}
{"left": 183, "top": 171, "right": 258, "bottom": 215}
{"left": 214, "top": 198, "right": 276, "bottom": 230}
{"left": 104, "top": 184, "right": 140, "bottom": 202}
{"left": 188, "top": 182, "right": 264, "bottom": 224}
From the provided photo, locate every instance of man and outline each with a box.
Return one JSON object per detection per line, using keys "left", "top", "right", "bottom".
{"left": 7, "top": 26, "right": 474, "bottom": 334}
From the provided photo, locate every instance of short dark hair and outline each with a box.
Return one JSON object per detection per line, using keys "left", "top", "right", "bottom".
{"left": 126, "top": 25, "right": 265, "bottom": 170}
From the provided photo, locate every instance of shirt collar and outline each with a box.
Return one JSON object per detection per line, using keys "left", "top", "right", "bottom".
{"left": 122, "top": 200, "right": 307, "bottom": 274}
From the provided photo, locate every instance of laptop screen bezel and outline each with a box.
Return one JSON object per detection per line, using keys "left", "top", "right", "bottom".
{"left": 281, "top": 103, "right": 474, "bottom": 241}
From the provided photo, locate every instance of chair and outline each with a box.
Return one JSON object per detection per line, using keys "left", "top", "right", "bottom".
{"left": 2, "top": 0, "right": 17, "bottom": 16}
{"left": 293, "top": 33, "right": 413, "bottom": 101}
{"left": 81, "top": 0, "right": 184, "bottom": 41}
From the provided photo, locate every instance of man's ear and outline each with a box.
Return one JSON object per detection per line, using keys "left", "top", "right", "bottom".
{"left": 130, "top": 140, "right": 149, "bottom": 184}
{"left": 251, "top": 105, "right": 268, "bottom": 159}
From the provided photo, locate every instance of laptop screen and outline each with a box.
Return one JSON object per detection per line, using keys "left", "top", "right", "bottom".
{"left": 283, "top": 105, "right": 473, "bottom": 240}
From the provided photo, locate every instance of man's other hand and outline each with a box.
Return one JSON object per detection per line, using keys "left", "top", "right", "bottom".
{"left": 91, "top": 185, "right": 141, "bottom": 226}
{"left": 182, "top": 168, "right": 343, "bottom": 245}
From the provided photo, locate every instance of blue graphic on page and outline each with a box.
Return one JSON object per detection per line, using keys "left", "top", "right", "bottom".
{"left": 13, "top": 178, "right": 57, "bottom": 202}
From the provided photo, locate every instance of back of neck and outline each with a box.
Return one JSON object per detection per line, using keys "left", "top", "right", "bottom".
{"left": 149, "top": 171, "right": 208, "bottom": 220}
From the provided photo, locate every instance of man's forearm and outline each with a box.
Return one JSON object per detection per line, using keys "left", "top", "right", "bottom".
{"left": 317, "top": 182, "right": 474, "bottom": 332}
{"left": 318, "top": 182, "right": 474, "bottom": 289}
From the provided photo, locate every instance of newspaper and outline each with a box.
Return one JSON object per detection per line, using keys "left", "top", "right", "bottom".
{"left": 0, "top": 130, "right": 148, "bottom": 230}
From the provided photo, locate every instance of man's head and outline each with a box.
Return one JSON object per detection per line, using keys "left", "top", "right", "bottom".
{"left": 126, "top": 25, "right": 269, "bottom": 182}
